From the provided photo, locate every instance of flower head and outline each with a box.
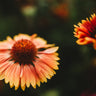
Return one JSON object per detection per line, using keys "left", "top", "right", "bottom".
{"left": 74, "top": 13, "right": 96, "bottom": 49}
{"left": 0, "top": 34, "right": 59, "bottom": 91}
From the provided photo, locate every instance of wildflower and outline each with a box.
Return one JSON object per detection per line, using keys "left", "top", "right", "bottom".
{"left": 74, "top": 13, "right": 96, "bottom": 49}
{"left": 0, "top": 34, "right": 59, "bottom": 91}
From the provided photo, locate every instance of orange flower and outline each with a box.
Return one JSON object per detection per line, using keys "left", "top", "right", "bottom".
{"left": 74, "top": 13, "right": 96, "bottom": 49}
{"left": 51, "top": 3, "right": 69, "bottom": 19}
{"left": 0, "top": 34, "right": 59, "bottom": 91}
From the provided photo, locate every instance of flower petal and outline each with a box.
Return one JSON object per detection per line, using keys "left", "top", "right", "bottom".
{"left": 23, "top": 64, "right": 30, "bottom": 88}
{"left": 38, "top": 54, "right": 59, "bottom": 70}
{"left": 32, "top": 37, "right": 47, "bottom": 48}
{"left": 38, "top": 47, "right": 59, "bottom": 54}
{"left": 9, "top": 64, "right": 17, "bottom": 88}
{"left": 28, "top": 65, "right": 36, "bottom": 88}
{"left": 0, "top": 61, "right": 12, "bottom": 74}
{"left": 4, "top": 61, "right": 15, "bottom": 84}
{"left": 0, "top": 73, "right": 5, "bottom": 80}
{"left": 76, "top": 37, "right": 95, "bottom": 45}
{"left": 24, "top": 64, "right": 36, "bottom": 88}
{"left": 34, "top": 60, "right": 56, "bottom": 79}
{"left": 0, "top": 42, "right": 13, "bottom": 49}
{"left": 74, "top": 24, "right": 91, "bottom": 36}
{"left": 0, "top": 54, "right": 11, "bottom": 64}
{"left": 34, "top": 62, "right": 47, "bottom": 83}
{"left": 81, "top": 19, "right": 95, "bottom": 33}
{"left": 14, "top": 34, "right": 30, "bottom": 41}
{"left": 45, "top": 54, "right": 60, "bottom": 60}
{"left": 30, "top": 34, "right": 37, "bottom": 40}
{"left": 35, "top": 63, "right": 51, "bottom": 79}
{"left": 74, "top": 31, "right": 89, "bottom": 38}
{"left": 20, "top": 64, "right": 26, "bottom": 91}
{"left": 14, "top": 63, "right": 20, "bottom": 90}
{"left": 29, "top": 64, "right": 40, "bottom": 87}
{"left": 6, "top": 36, "right": 14, "bottom": 44}
{"left": 0, "top": 49, "right": 10, "bottom": 53}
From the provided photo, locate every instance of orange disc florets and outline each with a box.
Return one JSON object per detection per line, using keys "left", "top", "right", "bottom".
{"left": 11, "top": 39, "right": 37, "bottom": 64}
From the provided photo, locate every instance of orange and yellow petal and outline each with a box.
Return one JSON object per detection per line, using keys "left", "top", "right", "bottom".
{"left": 23, "top": 65, "right": 30, "bottom": 88}
{"left": 74, "top": 31, "right": 89, "bottom": 38}
{"left": 3, "top": 63, "right": 20, "bottom": 90}
{"left": 90, "top": 13, "right": 96, "bottom": 28}
{"left": 24, "top": 64, "right": 36, "bottom": 88}
{"left": 13, "top": 33, "right": 31, "bottom": 41}
{"left": 32, "top": 37, "right": 54, "bottom": 48}
{"left": 32, "top": 37, "right": 47, "bottom": 48}
{"left": 29, "top": 64, "right": 40, "bottom": 87}
{"left": 14, "top": 63, "right": 20, "bottom": 90}
{"left": 0, "top": 61, "right": 12, "bottom": 75}
{"left": 76, "top": 37, "right": 95, "bottom": 45}
{"left": 30, "top": 34, "right": 37, "bottom": 40}
{"left": 38, "top": 47, "right": 59, "bottom": 54}
{"left": 34, "top": 63, "right": 47, "bottom": 83}
{"left": 34, "top": 60, "right": 56, "bottom": 79}
{"left": 4, "top": 62, "right": 15, "bottom": 84}
{"left": 20, "top": 64, "right": 26, "bottom": 91}
{"left": 37, "top": 54, "right": 59, "bottom": 70}
{"left": 27, "top": 65, "right": 36, "bottom": 88}
{"left": 6, "top": 36, "right": 14, "bottom": 44}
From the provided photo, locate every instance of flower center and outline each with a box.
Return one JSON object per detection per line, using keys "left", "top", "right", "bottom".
{"left": 11, "top": 39, "right": 37, "bottom": 64}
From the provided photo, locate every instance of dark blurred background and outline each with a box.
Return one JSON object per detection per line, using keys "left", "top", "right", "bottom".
{"left": 0, "top": 0, "right": 96, "bottom": 96}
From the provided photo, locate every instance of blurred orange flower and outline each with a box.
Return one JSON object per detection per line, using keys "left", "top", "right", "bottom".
{"left": 74, "top": 13, "right": 96, "bottom": 49}
{"left": 0, "top": 34, "right": 59, "bottom": 91}
{"left": 51, "top": 3, "right": 69, "bottom": 19}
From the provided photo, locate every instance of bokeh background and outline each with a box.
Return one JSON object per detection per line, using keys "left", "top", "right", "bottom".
{"left": 0, "top": 0, "right": 96, "bottom": 96}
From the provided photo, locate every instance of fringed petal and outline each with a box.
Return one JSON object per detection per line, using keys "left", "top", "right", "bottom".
{"left": 29, "top": 64, "right": 40, "bottom": 87}
{"left": 34, "top": 60, "right": 56, "bottom": 79}
{"left": 38, "top": 54, "right": 59, "bottom": 70}
{"left": 34, "top": 62, "right": 47, "bottom": 83}
{"left": 24, "top": 64, "right": 36, "bottom": 88}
